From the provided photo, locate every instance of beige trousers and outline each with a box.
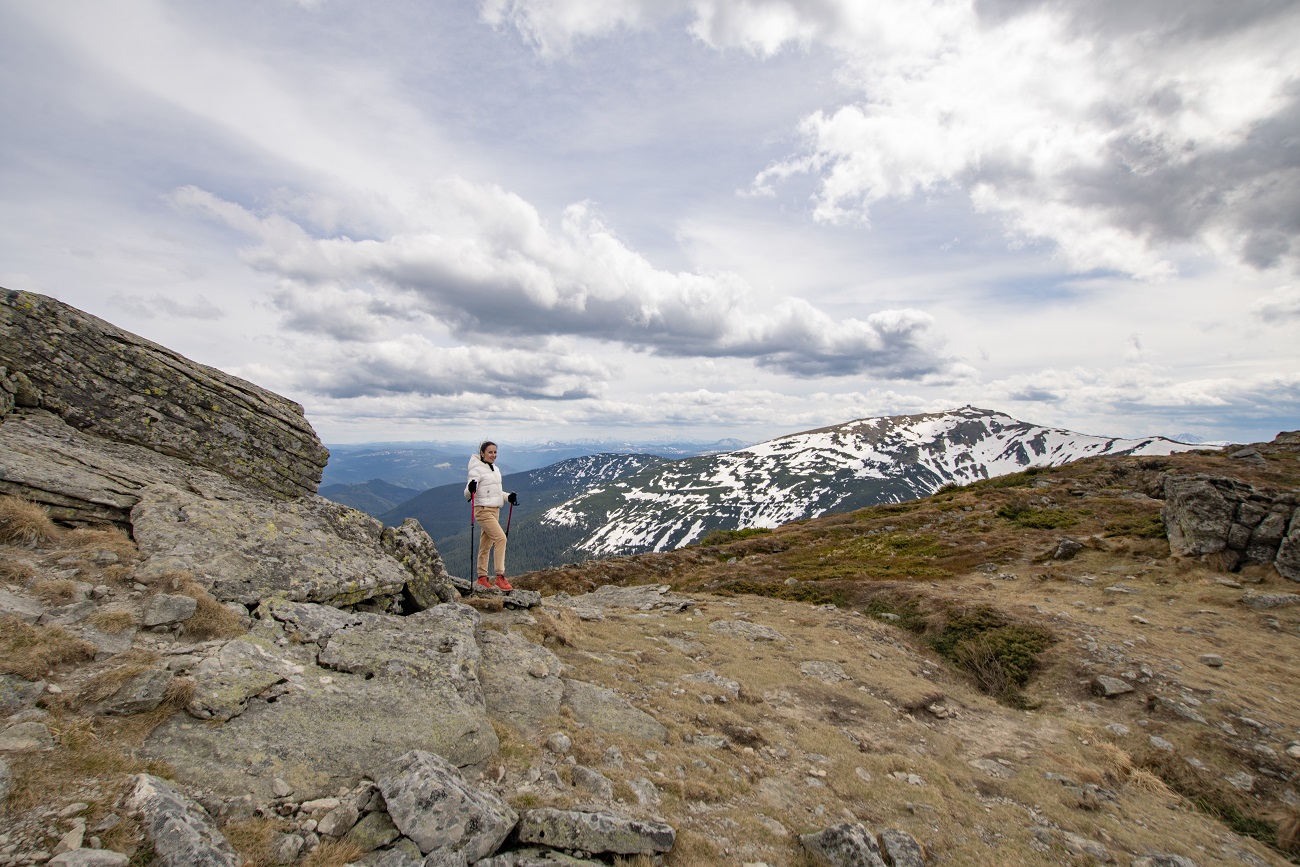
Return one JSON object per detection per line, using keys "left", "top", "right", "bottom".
{"left": 475, "top": 505, "right": 507, "bottom": 577}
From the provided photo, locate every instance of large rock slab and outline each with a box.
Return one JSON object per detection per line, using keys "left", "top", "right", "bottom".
{"left": 145, "top": 608, "right": 500, "bottom": 802}
{"left": 478, "top": 628, "right": 564, "bottom": 732}
{"left": 0, "top": 289, "right": 327, "bottom": 499}
{"left": 560, "top": 679, "right": 666, "bottom": 742}
{"left": 514, "top": 808, "right": 675, "bottom": 857}
{"left": 378, "top": 750, "right": 517, "bottom": 860}
{"left": 132, "top": 484, "right": 415, "bottom": 607}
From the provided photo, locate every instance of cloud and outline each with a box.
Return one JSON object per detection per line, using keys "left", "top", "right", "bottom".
{"left": 256, "top": 333, "right": 610, "bottom": 401}
{"left": 1250, "top": 285, "right": 1300, "bottom": 324}
{"left": 990, "top": 364, "right": 1300, "bottom": 419}
{"left": 490, "top": 0, "right": 1300, "bottom": 279}
{"left": 109, "top": 292, "right": 225, "bottom": 321}
{"left": 172, "top": 182, "right": 961, "bottom": 380}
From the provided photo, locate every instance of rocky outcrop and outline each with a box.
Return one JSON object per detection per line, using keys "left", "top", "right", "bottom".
{"left": 1162, "top": 474, "right": 1300, "bottom": 578}
{"left": 0, "top": 290, "right": 327, "bottom": 499}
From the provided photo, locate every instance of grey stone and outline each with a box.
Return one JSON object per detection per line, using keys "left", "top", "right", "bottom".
{"left": 1162, "top": 478, "right": 1233, "bottom": 556}
{"left": 269, "top": 832, "right": 304, "bottom": 865}
{"left": 515, "top": 808, "right": 675, "bottom": 856}
{"left": 98, "top": 668, "right": 174, "bottom": 716}
{"left": 187, "top": 635, "right": 298, "bottom": 721}
{"left": 878, "top": 829, "right": 925, "bottom": 867}
{"left": 1091, "top": 676, "right": 1135, "bottom": 697}
{"left": 561, "top": 678, "right": 667, "bottom": 742}
{"left": 345, "top": 810, "right": 402, "bottom": 852}
{"left": 0, "top": 720, "right": 54, "bottom": 752}
{"left": 380, "top": 518, "right": 458, "bottom": 609}
{"left": 680, "top": 669, "right": 741, "bottom": 697}
{"left": 0, "top": 755, "right": 11, "bottom": 803}
{"left": 142, "top": 594, "right": 198, "bottom": 627}
{"left": 800, "top": 661, "right": 851, "bottom": 683}
{"left": 1199, "top": 654, "right": 1224, "bottom": 668}
{"left": 545, "top": 732, "right": 573, "bottom": 754}
{"left": 39, "top": 599, "right": 97, "bottom": 626}
{"left": 378, "top": 750, "right": 517, "bottom": 860}
{"left": 800, "top": 823, "right": 887, "bottom": 867}
{"left": 476, "top": 848, "right": 605, "bottom": 866}
{"left": 80, "top": 622, "right": 139, "bottom": 660}
{"left": 47, "top": 852, "right": 131, "bottom": 867}
{"left": 259, "top": 597, "right": 361, "bottom": 646}
{"left": 707, "top": 620, "right": 787, "bottom": 642}
{"left": 132, "top": 485, "right": 415, "bottom": 609}
{"left": 1132, "top": 854, "right": 1200, "bottom": 867}
{"left": 478, "top": 627, "right": 564, "bottom": 732}
{"left": 125, "top": 773, "right": 241, "bottom": 866}
{"left": 969, "top": 758, "right": 1015, "bottom": 778}
{"left": 0, "top": 674, "right": 46, "bottom": 712}
{"left": 571, "top": 765, "right": 614, "bottom": 801}
{"left": 0, "top": 588, "right": 44, "bottom": 623}
{"left": 1241, "top": 592, "right": 1300, "bottom": 609}
{"left": 317, "top": 802, "right": 360, "bottom": 837}
{"left": 1052, "top": 537, "right": 1084, "bottom": 560}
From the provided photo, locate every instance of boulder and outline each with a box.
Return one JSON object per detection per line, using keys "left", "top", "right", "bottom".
{"left": 514, "top": 808, "right": 675, "bottom": 857}
{"left": 125, "top": 773, "right": 241, "bottom": 867}
{"left": 380, "top": 518, "right": 457, "bottom": 608}
{"left": 98, "top": 668, "right": 175, "bottom": 716}
{"left": 132, "top": 484, "right": 415, "bottom": 608}
{"left": 377, "top": 750, "right": 517, "bottom": 860}
{"left": 142, "top": 594, "right": 199, "bottom": 627}
{"left": 1162, "top": 477, "right": 1233, "bottom": 555}
{"left": 800, "top": 823, "right": 887, "bottom": 867}
{"left": 0, "top": 290, "right": 327, "bottom": 499}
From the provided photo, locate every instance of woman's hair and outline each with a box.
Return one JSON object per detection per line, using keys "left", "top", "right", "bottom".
{"left": 479, "top": 440, "right": 497, "bottom": 458}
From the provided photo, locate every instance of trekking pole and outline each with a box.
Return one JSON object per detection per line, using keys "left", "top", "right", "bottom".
{"left": 506, "top": 501, "right": 513, "bottom": 538}
{"left": 469, "top": 491, "right": 476, "bottom": 581}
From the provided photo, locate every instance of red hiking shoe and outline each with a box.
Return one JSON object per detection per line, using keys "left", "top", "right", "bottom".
{"left": 475, "top": 576, "right": 495, "bottom": 592}
{"left": 493, "top": 574, "right": 514, "bottom": 591}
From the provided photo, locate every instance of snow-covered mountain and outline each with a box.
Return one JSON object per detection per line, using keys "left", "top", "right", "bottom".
{"left": 539, "top": 406, "right": 1206, "bottom": 561}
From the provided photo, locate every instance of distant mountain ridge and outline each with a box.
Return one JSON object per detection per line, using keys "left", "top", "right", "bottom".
{"left": 320, "top": 439, "right": 743, "bottom": 489}
{"left": 536, "top": 406, "right": 1206, "bottom": 562}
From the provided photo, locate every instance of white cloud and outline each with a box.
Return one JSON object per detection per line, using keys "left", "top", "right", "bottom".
{"left": 1250, "top": 285, "right": 1300, "bottom": 324}
{"left": 172, "top": 181, "right": 962, "bottom": 380}
{"left": 491, "top": 0, "right": 1300, "bottom": 279}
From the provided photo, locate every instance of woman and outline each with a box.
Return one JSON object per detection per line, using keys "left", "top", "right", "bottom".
{"left": 464, "top": 440, "right": 517, "bottom": 591}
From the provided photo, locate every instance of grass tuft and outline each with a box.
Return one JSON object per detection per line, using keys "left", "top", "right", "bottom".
{"left": 0, "top": 495, "right": 60, "bottom": 547}
{"left": 0, "top": 614, "right": 97, "bottom": 679}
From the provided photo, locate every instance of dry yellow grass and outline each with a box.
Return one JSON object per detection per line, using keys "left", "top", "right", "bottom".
{"left": 0, "top": 495, "right": 59, "bottom": 547}
{"left": 0, "top": 615, "right": 97, "bottom": 679}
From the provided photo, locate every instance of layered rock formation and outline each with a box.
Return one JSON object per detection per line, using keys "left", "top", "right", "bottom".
{"left": 1, "top": 289, "right": 327, "bottom": 500}
{"left": 1161, "top": 439, "right": 1300, "bottom": 579}
{"left": 0, "top": 290, "right": 456, "bottom": 611}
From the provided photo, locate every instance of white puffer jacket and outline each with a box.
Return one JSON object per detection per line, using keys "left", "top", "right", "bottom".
{"left": 465, "top": 454, "right": 506, "bottom": 507}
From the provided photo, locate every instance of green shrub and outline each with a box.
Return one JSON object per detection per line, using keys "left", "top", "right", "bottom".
{"left": 996, "top": 501, "right": 1078, "bottom": 529}
{"left": 719, "top": 580, "right": 847, "bottom": 607}
{"left": 699, "top": 527, "right": 773, "bottom": 547}
{"left": 1102, "top": 514, "right": 1166, "bottom": 538}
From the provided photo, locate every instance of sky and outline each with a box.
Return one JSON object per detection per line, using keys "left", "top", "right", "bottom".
{"left": 2, "top": 0, "right": 1298, "bottom": 448}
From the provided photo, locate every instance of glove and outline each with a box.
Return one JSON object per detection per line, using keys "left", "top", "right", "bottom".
{"left": 508, "top": 492, "right": 518, "bottom": 505}
{"left": 467, "top": 480, "right": 477, "bottom": 493}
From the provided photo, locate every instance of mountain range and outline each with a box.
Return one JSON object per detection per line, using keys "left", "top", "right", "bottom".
{"left": 361, "top": 406, "right": 1206, "bottom": 575}
{"left": 319, "top": 438, "right": 744, "bottom": 490}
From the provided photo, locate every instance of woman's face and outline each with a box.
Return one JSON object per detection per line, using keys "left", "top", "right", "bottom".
{"left": 482, "top": 444, "right": 498, "bottom": 462}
